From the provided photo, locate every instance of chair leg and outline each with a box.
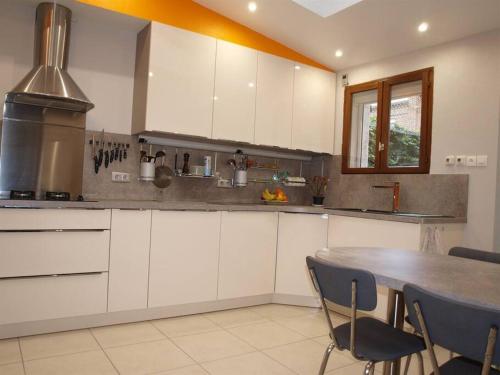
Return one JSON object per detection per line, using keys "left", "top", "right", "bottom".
{"left": 416, "top": 351, "right": 424, "bottom": 375}
{"left": 318, "top": 342, "right": 335, "bottom": 375}
{"left": 364, "top": 361, "right": 375, "bottom": 375}
{"left": 403, "top": 354, "right": 412, "bottom": 375}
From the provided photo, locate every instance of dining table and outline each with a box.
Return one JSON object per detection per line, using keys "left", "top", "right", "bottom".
{"left": 316, "top": 246, "right": 500, "bottom": 375}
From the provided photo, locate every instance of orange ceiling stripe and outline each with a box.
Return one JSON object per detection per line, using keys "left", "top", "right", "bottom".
{"left": 77, "top": 0, "right": 333, "bottom": 72}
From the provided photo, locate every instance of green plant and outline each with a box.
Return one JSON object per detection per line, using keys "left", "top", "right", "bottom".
{"left": 367, "top": 117, "right": 420, "bottom": 167}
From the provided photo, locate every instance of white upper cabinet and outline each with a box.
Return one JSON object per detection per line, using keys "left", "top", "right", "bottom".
{"left": 212, "top": 40, "right": 258, "bottom": 143}
{"left": 254, "top": 52, "right": 294, "bottom": 148}
{"left": 132, "top": 22, "right": 216, "bottom": 138}
{"left": 292, "top": 65, "right": 336, "bottom": 154}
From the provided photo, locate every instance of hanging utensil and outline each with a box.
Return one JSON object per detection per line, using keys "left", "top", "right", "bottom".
{"left": 124, "top": 144, "right": 129, "bottom": 159}
{"left": 153, "top": 150, "right": 173, "bottom": 188}
{"left": 104, "top": 138, "right": 110, "bottom": 168}
{"left": 110, "top": 141, "right": 114, "bottom": 163}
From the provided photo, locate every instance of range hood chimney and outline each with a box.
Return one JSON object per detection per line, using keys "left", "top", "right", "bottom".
{"left": 5, "top": 2, "right": 94, "bottom": 112}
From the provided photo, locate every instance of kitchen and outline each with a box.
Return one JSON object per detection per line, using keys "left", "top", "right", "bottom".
{"left": 0, "top": 0, "right": 499, "bottom": 374}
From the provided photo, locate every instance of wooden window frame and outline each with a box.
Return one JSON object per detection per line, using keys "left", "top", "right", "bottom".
{"left": 341, "top": 67, "right": 433, "bottom": 174}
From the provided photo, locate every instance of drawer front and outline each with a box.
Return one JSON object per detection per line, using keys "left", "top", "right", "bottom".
{"left": 0, "top": 272, "right": 108, "bottom": 325}
{"left": 0, "top": 209, "right": 111, "bottom": 230}
{"left": 0, "top": 231, "right": 110, "bottom": 278}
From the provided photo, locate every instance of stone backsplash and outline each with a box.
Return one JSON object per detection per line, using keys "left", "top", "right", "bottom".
{"left": 320, "top": 155, "right": 468, "bottom": 218}
{"left": 83, "top": 131, "right": 317, "bottom": 204}
{"left": 83, "top": 132, "right": 468, "bottom": 218}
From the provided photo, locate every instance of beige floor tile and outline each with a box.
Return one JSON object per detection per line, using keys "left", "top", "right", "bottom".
{"left": 20, "top": 330, "right": 100, "bottom": 361}
{"left": 274, "top": 313, "right": 330, "bottom": 337}
{"left": 91, "top": 321, "right": 164, "bottom": 348}
{"left": 153, "top": 315, "right": 219, "bottom": 338}
{"left": 204, "top": 308, "right": 268, "bottom": 328}
{"left": 154, "top": 364, "right": 209, "bottom": 374}
{"left": 0, "top": 339, "right": 21, "bottom": 365}
{"left": 264, "top": 340, "right": 354, "bottom": 375}
{"left": 249, "top": 304, "right": 321, "bottom": 319}
{"left": 172, "top": 330, "right": 255, "bottom": 363}
{"left": 0, "top": 362, "right": 24, "bottom": 375}
{"left": 105, "top": 339, "right": 193, "bottom": 375}
{"left": 24, "top": 350, "right": 117, "bottom": 375}
{"left": 202, "top": 351, "right": 295, "bottom": 375}
{"left": 228, "top": 321, "right": 306, "bottom": 349}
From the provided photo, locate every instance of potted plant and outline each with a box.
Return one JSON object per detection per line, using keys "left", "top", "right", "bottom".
{"left": 309, "top": 176, "right": 328, "bottom": 206}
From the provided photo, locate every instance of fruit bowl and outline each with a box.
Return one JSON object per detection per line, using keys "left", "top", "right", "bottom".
{"left": 261, "top": 188, "right": 288, "bottom": 204}
{"left": 260, "top": 198, "right": 289, "bottom": 205}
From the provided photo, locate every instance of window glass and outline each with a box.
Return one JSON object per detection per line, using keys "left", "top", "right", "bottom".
{"left": 387, "top": 80, "right": 422, "bottom": 168}
{"left": 348, "top": 89, "right": 378, "bottom": 168}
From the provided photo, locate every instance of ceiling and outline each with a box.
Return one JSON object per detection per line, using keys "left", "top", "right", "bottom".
{"left": 194, "top": 0, "right": 500, "bottom": 70}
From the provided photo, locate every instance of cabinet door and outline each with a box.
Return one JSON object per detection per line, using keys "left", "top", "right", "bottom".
{"left": 218, "top": 211, "right": 278, "bottom": 299}
{"left": 327, "top": 215, "right": 421, "bottom": 319}
{"left": 254, "top": 52, "right": 294, "bottom": 148}
{"left": 212, "top": 40, "right": 258, "bottom": 143}
{"left": 275, "top": 213, "right": 328, "bottom": 297}
{"left": 108, "top": 209, "right": 151, "bottom": 312}
{"left": 148, "top": 211, "right": 221, "bottom": 307}
{"left": 292, "top": 65, "right": 335, "bottom": 153}
{"left": 146, "top": 23, "right": 216, "bottom": 138}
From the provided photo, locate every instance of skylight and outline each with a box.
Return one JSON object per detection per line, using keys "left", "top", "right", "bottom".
{"left": 291, "top": 0, "right": 364, "bottom": 17}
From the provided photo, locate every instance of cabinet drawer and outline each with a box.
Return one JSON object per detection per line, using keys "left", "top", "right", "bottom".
{"left": 0, "top": 209, "right": 111, "bottom": 230}
{"left": 0, "top": 231, "right": 110, "bottom": 278}
{"left": 0, "top": 272, "right": 108, "bottom": 325}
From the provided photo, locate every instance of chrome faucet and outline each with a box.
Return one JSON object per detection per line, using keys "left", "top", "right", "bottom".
{"left": 372, "top": 182, "right": 400, "bottom": 212}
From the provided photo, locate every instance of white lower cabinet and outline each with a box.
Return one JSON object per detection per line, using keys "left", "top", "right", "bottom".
{"left": 108, "top": 209, "right": 152, "bottom": 312}
{"left": 327, "top": 215, "right": 464, "bottom": 319}
{"left": 218, "top": 211, "right": 278, "bottom": 299}
{"left": 275, "top": 213, "right": 328, "bottom": 298}
{"left": 0, "top": 273, "right": 108, "bottom": 325}
{"left": 148, "top": 210, "right": 221, "bottom": 307}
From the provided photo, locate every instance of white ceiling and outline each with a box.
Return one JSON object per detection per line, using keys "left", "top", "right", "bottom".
{"left": 195, "top": 0, "right": 500, "bottom": 70}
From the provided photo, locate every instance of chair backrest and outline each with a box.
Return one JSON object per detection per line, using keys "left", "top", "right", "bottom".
{"left": 306, "top": 256, "right": 377, "bottom": 311}
{"left": 449, "top": 247, "right": 500, "bottom": 265}
{"left": 404, "top": 283, "right": 500, "bottom": 366}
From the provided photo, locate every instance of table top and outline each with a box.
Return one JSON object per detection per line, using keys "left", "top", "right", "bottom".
{"left": 316, "top": 247, "right": 500, "bottom": 310}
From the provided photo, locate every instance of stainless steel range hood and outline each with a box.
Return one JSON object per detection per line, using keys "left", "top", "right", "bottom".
{"left": 5, "top": 2, "right": 94, "bottom": 112}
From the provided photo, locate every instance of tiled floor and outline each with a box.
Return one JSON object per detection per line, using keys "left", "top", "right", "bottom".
{"left": 0, "top": 304, "right": 446, "bottom": 375}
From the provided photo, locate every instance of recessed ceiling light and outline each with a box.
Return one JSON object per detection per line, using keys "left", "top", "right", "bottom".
{"left": 294, "top": 65, "right": 301, "bottom": 70}
{"left": 418, "top": 22, "right": 429, "bottom": 33}
{"left": 148, "top": 72, "right": 154, "bottom": 77}
{"left": 248, "top": 2, "right": 257, "bottom": 12}
{"left": 335, "top": 49, "right": 343, "bottom": 58}
{"left": 248, "top": 82, "right": 255, "bottom": 88}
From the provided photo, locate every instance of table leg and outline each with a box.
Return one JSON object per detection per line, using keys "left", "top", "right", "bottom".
{"left": 383, "top": 289, "right": 405, "bottom": 375}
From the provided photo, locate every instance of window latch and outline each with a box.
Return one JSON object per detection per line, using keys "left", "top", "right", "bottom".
{"left": 378, "top": 142, "right": 385, "bottom": 151}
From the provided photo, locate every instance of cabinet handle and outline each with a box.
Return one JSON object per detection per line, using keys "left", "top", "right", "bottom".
{"left": 0, "top": 229, "right": 107, "bottom": 233}
{"left": 0, "top": 271, "right": 106, "bottom": 281}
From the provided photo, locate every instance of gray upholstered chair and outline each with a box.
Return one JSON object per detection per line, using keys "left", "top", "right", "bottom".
{"left": 449, "top": 247, "right": 500, "bottom": 264}
{"left": 306, "top": 256, "right": 425, "bottom": 375}
{"left": 404, "top": 283, "right": 500, "bottom": 375}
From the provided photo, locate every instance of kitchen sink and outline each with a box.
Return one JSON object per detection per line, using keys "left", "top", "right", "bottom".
{"left": 325, "top": 208, "right": 452, "bottom": 218}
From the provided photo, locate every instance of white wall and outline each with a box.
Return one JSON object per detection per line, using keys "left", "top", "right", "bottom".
{"left": 334, "top": 30, "right": 500, "bottom": 251}
{"left": 0, "top": 1, "right": 140, "bottom": 135}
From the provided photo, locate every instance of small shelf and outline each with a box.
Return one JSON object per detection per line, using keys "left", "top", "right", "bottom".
{"left": 248, "top": 166, "right": 280, "bottom": 171}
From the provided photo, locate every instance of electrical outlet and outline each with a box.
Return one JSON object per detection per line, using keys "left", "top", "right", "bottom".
{"left": 445, "top": 155, "right": 455, "bottom": 166}
{"left": 217, "top": 178, "right": 233, "bottom": 188}
{"left": 112, "top": 172, "right": 130, "bottom": 182}
{"left": 477, "top": 155, "right": 488, "bottom": 167}
{"left": 466, "top": 155, "right": 477, "bottom": 167}
{"left": 456, "top": 155, "right": 466, "bottom": 166}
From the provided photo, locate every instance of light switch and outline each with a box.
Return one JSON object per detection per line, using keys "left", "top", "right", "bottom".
{"left": 445, "top": 155, "right": 455, "bottom": 166}
{"left": 466, "top": 155, "right": 477, "bottom": 167}
{"left": 456, "top": 155, "right": 466, "bottom": 166}
{"left": 477, "top": 155, "right": 488, "bottom": 167}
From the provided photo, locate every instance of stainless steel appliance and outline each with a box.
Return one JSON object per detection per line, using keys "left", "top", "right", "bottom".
{"left": 0, "top": 2, "right": 94, "bottom": 200}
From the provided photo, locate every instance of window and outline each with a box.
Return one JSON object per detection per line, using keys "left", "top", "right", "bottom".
{"left": 342, "top": 68, "right": 433, "bottom": 174}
